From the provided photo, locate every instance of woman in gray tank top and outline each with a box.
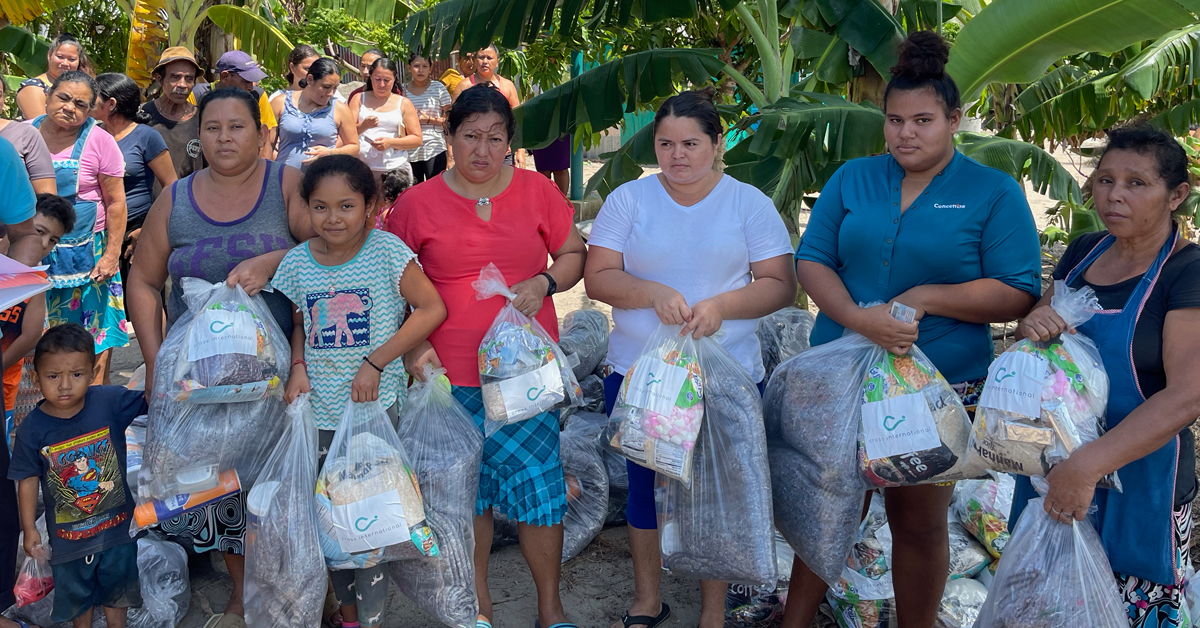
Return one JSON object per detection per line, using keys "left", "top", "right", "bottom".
{"left": 125, "top": 88, "right": 313, "bottom": 628}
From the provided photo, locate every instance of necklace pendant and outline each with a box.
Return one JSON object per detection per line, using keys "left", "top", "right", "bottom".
{"left": 477, "top": 196, "right": 490, "bottom": 207}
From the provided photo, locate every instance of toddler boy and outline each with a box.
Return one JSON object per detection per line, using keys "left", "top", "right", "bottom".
{"left": 8, "top": 323, "right": 148, "bottom": 628}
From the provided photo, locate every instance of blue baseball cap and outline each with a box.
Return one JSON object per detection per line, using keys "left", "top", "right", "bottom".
{"left": 216, "top": 50, "right": 267, "bottom": 82}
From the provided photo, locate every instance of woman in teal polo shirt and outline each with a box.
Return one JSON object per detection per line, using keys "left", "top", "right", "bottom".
{"left": 782, "top": 32, "right": 1042, "bottom": 628}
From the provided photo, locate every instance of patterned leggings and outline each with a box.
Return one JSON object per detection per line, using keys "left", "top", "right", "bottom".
{"left": 330, "top": 565, "right": 388, "bottom": 628}
{"left": 1118, "top": 502, "right": 1193, "bottom": 628}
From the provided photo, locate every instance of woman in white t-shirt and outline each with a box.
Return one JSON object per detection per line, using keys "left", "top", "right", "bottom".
{"left": 583, "top": 87, "right": 797, "bottom": 628}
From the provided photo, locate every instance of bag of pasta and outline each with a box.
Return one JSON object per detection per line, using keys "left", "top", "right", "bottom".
{"left": 605, "top": 324, "right": 705, "bottom": 485}
{"left": 974, "top": 480, "right": 1127, "bottom": 628}
{"left": 316, "top": 401, "right": 437, "bottom": 570}
{"left": 966, "top": 281, "right": 1117, "bottom": 488}
{"left": 656, "top": 336, "right": 775, "bottom": 585}
{"left": 164, "top": 278, "right": 288, "bottom": 404}
{"left": 389, "top": 366, "right": 483, "bottom": 628}
{"left": 245, "top": 394, "right": 324, "bottom": 628}
{"left": 475, "top": 264, "right": 582, "bottom": 435}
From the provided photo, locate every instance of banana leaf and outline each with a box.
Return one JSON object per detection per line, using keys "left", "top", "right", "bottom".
{"left": 513, "top": 48, "right": 729, "bottom": 150}
{"left": 954, "top": 132, "right": 1082, "bottom": 204}
{"left": 206, "top": 5, "right": 295, "bottom": 77}
{"left": 947, "top": 0, "right": 1200, "bottom": 102}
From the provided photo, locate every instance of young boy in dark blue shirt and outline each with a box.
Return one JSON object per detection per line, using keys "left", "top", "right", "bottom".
{"left": 8, "top": 324, "right": 148, "bottom": 627}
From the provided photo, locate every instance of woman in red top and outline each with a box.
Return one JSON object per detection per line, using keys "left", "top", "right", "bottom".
{"left": 388, "top": 85, "right": 587, "bottom": 628}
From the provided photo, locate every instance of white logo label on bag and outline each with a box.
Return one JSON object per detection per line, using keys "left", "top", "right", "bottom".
{"left": 861, "top": 392, "right": 942, "bottom": 460}
{"left": 188, "top": 309, "right": 257, "bottom": 361}
{"left": 623, "top": 356, "right": 688, "bottom": 416}
{"left": 497, "top": 360, "right": 564, "bottom": 419}
{"left": 979, "top": 351, "right": 1047, "bottom": 419}
{"left": 331, "top": 489, "right": 410, "bottom": 553}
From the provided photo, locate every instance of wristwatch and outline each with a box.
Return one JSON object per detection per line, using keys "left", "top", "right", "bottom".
{"left": 539, "top": 272, "right": 557, "bottom": 297}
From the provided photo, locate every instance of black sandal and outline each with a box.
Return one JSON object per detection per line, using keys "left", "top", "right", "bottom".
{"left": 620, "top": 602, "right": 671, "bottom": 628}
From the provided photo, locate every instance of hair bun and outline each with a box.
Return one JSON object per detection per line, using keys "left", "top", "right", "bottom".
{"left": 891, "top": 30, "right": 950, "bottom": 81}
{"left": 690, "top": 86, "right": 717, "bottom": 103}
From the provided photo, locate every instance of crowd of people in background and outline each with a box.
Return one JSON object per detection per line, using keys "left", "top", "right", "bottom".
{"left": 0, "top": 25, "right": 1198, "bottom": 628}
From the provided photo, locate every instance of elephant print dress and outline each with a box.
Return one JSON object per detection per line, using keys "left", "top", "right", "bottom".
{"left": 274, "top": 229, "right": 419, "bottom": 429}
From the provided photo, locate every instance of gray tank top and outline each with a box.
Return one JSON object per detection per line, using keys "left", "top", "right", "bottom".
{"left": 166, "top": 159, "right": 298, "bottom": 336}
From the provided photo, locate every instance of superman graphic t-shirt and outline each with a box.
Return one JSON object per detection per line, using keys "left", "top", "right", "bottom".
{"left": 274, "top": 229, "right": 419, "bottom": 429}
{"left": 8, "top": 386, "right": 148, "bottom": 564}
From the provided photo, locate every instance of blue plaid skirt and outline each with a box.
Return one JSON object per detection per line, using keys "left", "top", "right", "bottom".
{"left": 451, "top": 386, "right": 567, "bottom": 527}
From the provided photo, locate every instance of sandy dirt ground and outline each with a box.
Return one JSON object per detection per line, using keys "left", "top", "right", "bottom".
{"left": 93, "top": 148, "right": 1159, "bottom": 628}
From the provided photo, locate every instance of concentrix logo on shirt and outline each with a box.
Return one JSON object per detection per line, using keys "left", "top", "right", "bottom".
{"left": 934, "top": 203, "right": 967, "bottom": 209}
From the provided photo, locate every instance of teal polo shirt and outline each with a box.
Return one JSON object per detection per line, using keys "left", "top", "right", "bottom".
{"left": 795, "top": 151, "right": 1042, "bottom": 383}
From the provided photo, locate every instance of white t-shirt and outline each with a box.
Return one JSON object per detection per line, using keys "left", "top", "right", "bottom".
{"left": 588, "top": 174, "right": 794, "bottom": 383}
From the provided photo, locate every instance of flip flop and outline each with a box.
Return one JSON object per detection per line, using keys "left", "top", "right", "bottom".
{"left": 478, "top": 618, "right": 494, "bottom": 628}
{"left": 203, "top": 613, "right": 247, "bottom": 628}
{"left": 534, "top": 622, "right": 583, "bottom": 628}
{"left": 619, "top": 602, "right": 672, "bottom": 628}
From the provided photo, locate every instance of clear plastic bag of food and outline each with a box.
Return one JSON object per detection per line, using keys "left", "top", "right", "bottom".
{"left": 938, "top": 578, "right": 989, "bottom": 628}
{"left": 128, "top": 532, "right": 190, "bottom": 628}
{"left": 475, "top": 264, "right": 581, "bottom": 435}
{"left": 765, "top": 333, "right": 872, "bottom": 588}
{"left": 856, "top": 303, "right": 973, "bottom": 488}
{"left": 558, "top": 309, "right": 609, "bottom": 381}
{"left": 165, "top": 278, "right": 288, "bottom": 404}
{"left": 967, "top": 281, "right": 1117, "bottom": 489}
{"left": 948, "top": 520, "right": 992, "bottom": 579}
{"left": 656, "top": 336, "right": 775, "bottom": 585}
{"left": 245, "top": 394, "right": 325, "bottom": 627}
{"left": 953, "top": 472, "right": 1014, "bottom": 560}
{"left": 605, "top": 324, "right": 705, "bottom": 485}
{"left": 756, "top": 306, "right": 814, "bottom": 382}
{"left": 389, "top": 366, "right": 482, "bottom": 628}
{"left": 974, "top": 481, "right": 1127, "bottom": 628}
{"left": 829, "top": 494, "right": 892, "bottom": 604}
{"left": 14, "top": 537, "right": 52, "bottom": 607}
{"left": 560, "top": 415, "right": 610, "bottom": 562}
{"left": 317, "top": 400, "right": 437, "bottom": 570}
{"left": 136, "top": 279, "right": 290, "bottom": 521}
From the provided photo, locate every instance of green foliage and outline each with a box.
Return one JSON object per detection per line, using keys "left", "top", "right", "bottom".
{"left": 953, "top": 132, "right": 1082, "bottom": 203}
{"left": 512, "top": 48, "right": 730, "bottom": 150}
{"left": 207, "top": 6, "right": 294, "bottom": 77}
{"left": 0, "top": 26, "right": 49, "bottom": 76}
{"left": 23, "top": 0, "right": 130, "bottom": 74}
{"left": 947, "top": 0, "right": 1200, "bottom": 103}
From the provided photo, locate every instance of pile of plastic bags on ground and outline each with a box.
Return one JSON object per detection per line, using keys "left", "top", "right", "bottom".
{"left": 135, "top": 279, "right": 290, "bottom": 530}
{"left": 820, "top": 491, "right": 996, "bottom": 628}
{"left": 657, "top": 334, "right": 776, "bottom": 585}
{"left": 558, "top": 309, "right": 609, "bottom": 382}
{"left": 475, "top": 264, "right": 581, "bottom": 434}
{"left": 559, "top": 415, "right": 610, "bottom": 562}
{"left": 974, "top": 480, "right": 1127, "bottom": 628}
{"left": 244, "top": 395, "right": 325, "bottom": 628}
{"left": 756, "top": 307, "right": 814, "bottom": 382}
{"left": 317, "top": 401, "right": 436, "bottom": 570}
{"left": 390, "top": 366, "right": 483, "bottom": 628}
{"left": 966, "top": 282, "right": 1116, "bottom": 488}
{"left": 606, "top": 325, "right": 705, "bottom": 485}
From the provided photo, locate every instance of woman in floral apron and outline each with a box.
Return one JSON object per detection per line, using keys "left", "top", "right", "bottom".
{"left": 33, "top": 71, "right": 129, "bottom": 384}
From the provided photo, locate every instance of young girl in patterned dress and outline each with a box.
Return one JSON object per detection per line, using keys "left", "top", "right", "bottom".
{"left": 274, "top": 155, "right": 445, "bottom": 628}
